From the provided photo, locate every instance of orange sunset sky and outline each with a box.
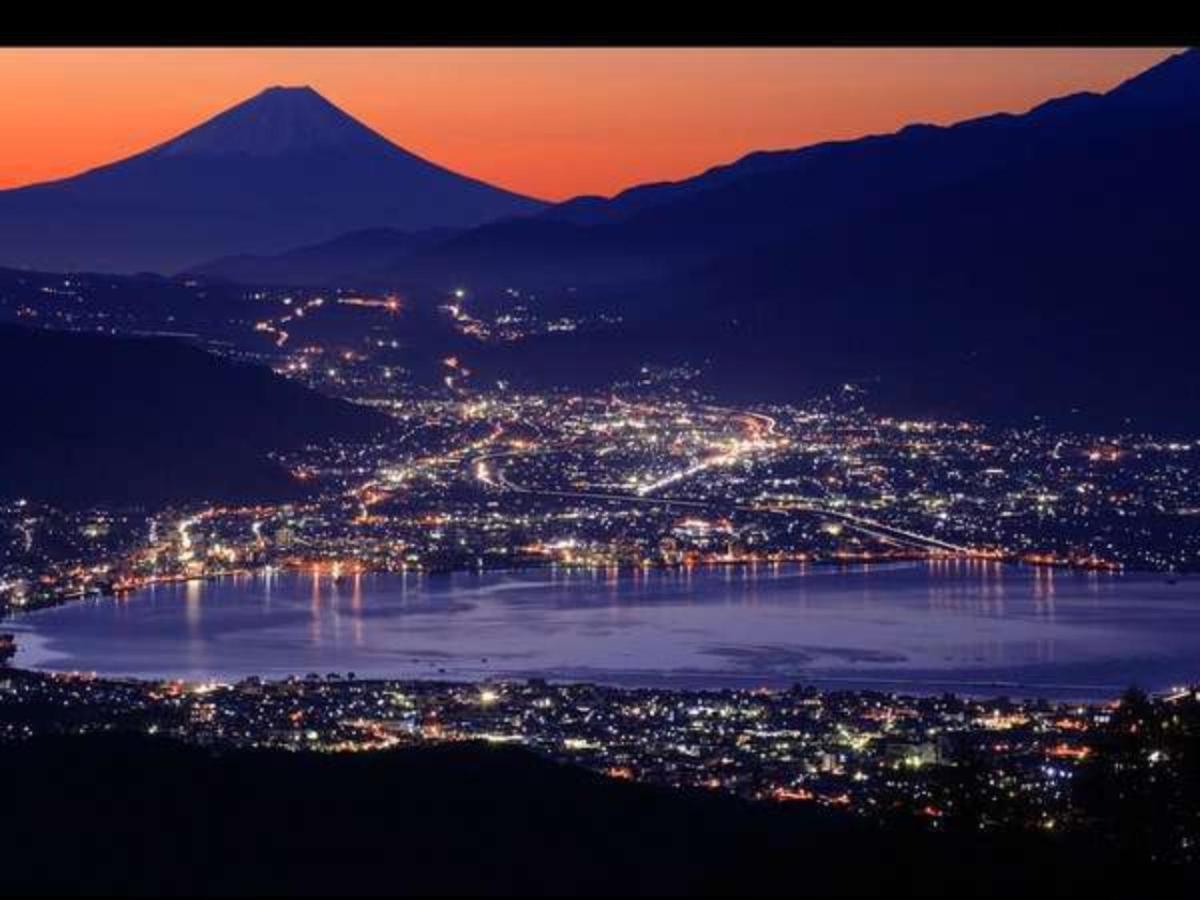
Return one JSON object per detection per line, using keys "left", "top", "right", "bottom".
{"left": 0, "top": 47, "right": 1179, "bottom": 201}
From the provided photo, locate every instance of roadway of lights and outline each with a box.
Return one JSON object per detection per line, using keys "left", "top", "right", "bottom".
{"left": 467, "top": 399, "right": 970, "bottom": 556}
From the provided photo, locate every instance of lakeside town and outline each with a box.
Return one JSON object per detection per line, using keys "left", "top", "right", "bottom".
{"left": 4, "top": 339, "right": 1196, "bottom": 621}
{"left": 2, "top": 663, "right": 1198, "bottom": 863}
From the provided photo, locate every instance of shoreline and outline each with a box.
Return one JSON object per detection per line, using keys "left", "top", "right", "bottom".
{"left": 4, "top": 548, "right": 1164, "bottom": 625}
{"left": 0, "top": 663, "right": 1160, "bottom": 706}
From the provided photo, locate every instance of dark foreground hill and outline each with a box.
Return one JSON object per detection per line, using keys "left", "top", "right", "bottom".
{"left": 0, "top": 326, "right": 390, "bottom": 507}
{"left": 0, "top": 731, "right": 1193, "bottom": 897}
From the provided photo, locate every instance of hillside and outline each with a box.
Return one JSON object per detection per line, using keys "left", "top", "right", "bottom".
{"left": 0, "top": 731, "right": 1188, "bottom": 896}
{"left": 189, "top": 227, "right": 458, "bottom": 288}
{"left": 0, "top": 325, "right": 390, "bottom": 507}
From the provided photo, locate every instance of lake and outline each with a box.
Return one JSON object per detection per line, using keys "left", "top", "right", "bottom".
{"left": 7, "top": 561, "right": 1200, "bottom": 699}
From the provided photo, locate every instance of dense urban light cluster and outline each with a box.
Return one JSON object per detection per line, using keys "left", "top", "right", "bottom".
{"left": 4, "top": 347, "right": 1198, "bottom": 617}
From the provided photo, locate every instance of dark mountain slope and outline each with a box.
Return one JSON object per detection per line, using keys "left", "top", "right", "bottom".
{"left": 641, "top": 108, "right": 1200, "bottom": 430}
{"left": 0, "top": 325, "right": 390, "bottom": 506}
{"left": 188, "top": 226, "right": 458, "bottom": 287}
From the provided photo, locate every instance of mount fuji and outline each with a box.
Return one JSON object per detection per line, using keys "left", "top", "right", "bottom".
{"left": 0, "top": 85, "right": 546, "bottom": 274}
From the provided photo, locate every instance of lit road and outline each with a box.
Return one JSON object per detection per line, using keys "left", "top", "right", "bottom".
{"left": 469, "top": 437, "right": 969, "bottom": 556}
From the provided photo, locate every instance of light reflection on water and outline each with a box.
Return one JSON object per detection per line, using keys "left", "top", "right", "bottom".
{"left": 7, "top": 562, "right": 1200, "bottom": 699}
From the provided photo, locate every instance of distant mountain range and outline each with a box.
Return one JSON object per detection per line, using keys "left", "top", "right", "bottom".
{"left": 456, "top": 48, "right": 1200, "bottom": 431}
{"left": 0, "top": 86, "right": 544, "bottom": 274}
{"left": 189, "top": 226, "right": 458, "bottom": 288}
{"left": 388, "top": 48, "right": 1200, "bottom": 292}
{"left": 192, "top": 50, "right": 1200, "bottom": 304}
{"left": 0, "top": 325, "right": 391, "bottom": 506}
